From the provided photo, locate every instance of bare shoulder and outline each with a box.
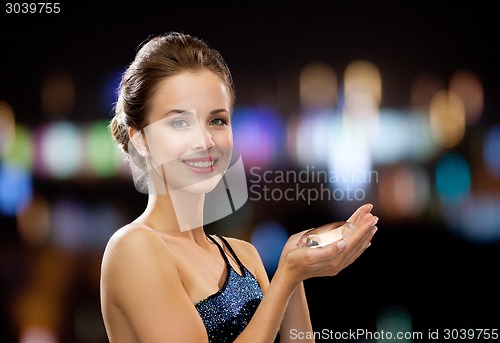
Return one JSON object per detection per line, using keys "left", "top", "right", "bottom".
{"left": 104, "top": 223, "right": 173, "bottom": 257}
{"left": 101, "top": 223, "right": 177, "bottom": 282}
{"left": 101, "top": 223, "right": 181, "bottom": 305}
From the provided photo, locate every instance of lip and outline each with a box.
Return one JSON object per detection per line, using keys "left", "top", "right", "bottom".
{"left": 181, "top": 156, "right": 219, "bottom": 174}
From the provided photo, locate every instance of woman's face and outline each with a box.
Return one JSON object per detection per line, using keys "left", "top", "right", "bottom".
{"left": 135, "top": 69, "right": 233, "bottom": 194}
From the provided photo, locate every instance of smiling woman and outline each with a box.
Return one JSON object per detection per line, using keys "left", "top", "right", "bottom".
{"left": 99, "top": 31, "right": 379, "bottom": 343}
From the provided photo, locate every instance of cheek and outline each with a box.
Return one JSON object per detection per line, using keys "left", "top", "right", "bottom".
{"left": 147, "top": 132, "right": 190, "bottom": 162}
{"left": 214, "top": 130, "right": 233, "bottom": 148}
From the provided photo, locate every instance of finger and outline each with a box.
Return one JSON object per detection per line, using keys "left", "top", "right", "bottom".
{"left": 348, "top": 213, "right": 378, "bottom": 243}
{"left": 337, "top": 241, "right": 367, "bottom": 269}
{"left": 338, "top": 220, "right": 378, "bottom": 263}
{"left": 322, "top": 222, "right": 378, "bottom": 275}
{"left": 356, "top": 226, "right": 377, "bottom": 252}
{"left": 348, "top": 203, "right": 373, "bottom": 224}
{"left": 310, "top": 226, "right": 376, "bottom": 276}
{"left": 356, "top": 213, "right": 378, "bottom": 232}
{"left": 301, "top": 238, "right": 345, "bottom": 264}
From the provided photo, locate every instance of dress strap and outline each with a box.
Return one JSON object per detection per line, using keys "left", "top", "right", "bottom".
{"left": 206, "top": 234, "right": 231, "bottom": 267}
{"left": 206, "top": 234, "right": 246, "bottom": 276}
{"left": 214, "top": 234, "right": 246, "bottom": 276}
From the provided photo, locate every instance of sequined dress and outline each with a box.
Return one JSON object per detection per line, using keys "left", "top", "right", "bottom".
{"left": 195, "top": 234, "right": 279, "bottom": 342}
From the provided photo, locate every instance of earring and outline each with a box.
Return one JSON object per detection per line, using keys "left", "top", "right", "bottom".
{"left": 139, "top": 150, "right": 147, "bottom": 157}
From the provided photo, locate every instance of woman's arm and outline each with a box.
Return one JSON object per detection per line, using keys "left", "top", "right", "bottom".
{"left": 278, "top": 281, "right": 313, "bottom": 342}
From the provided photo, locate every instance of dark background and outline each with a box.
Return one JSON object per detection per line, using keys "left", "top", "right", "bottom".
{"left": 1, "top": 1, "right": 499, "bottom": 342}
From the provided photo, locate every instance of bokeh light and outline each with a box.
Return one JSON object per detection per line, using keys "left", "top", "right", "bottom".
{"left": 327, "top": 128, "right": 372, "bottom": 194}
{"left": 103, "top": 69, "right": 124, "bottom": 113}
{"left": 0, "top": 162, "right": 33, "bottom": 216}
{"left": 17, "top": 193, "right": 51, "bottom": 246}
{"left": 429, "top": 90, "right": 466, "bottom": 148}
{"left": 41, "top": 69, "right": 75, "bottom": 118}
{"left": 342, "top": 60, "right": 381, "bottom": 143}
{"left": 51, "top": 196, "right": 88, "bottom": 252}
{"left": 299, "top": 61, "right": 337, "bottom": 110}
{"left": 3, "top": 124, "right": 34, "bottom": 170}
{"left": 343, "top": 59, "right": 381, "bottom": 119}
{"left": 0, "top": 100, "right": 15, "bottom": 157}
{"left": 483, "top": 125, "right": 500, "bottom": 179}
{"left": 459, "top": 195, "right": 500, "bottom": 243}
{"left": 294, "top": 111, "right": 341, "bottom": 167}
{"left": 83, "top": 120, "right": 122, "bottom": 177}
{"left": 251, "top": 221, "right": 288, "bottom": 275}
{"left": 376, "top": 304, "right": 413, "bottom": 342}
{"left": 37, "top": 121, "right": 83, "bottom": 179}
{"left": 232, "top": 106, "right": 285, "bottom": 168}
{"left": 435, "top": 152, "right": 471, "bottom": 206}
{"left": 449, "top": 69, "right": 483, "bottom": 126}
{"left": 377, "top": 164, "right": 431, "bottom": 219}
{"left": 371, "top": 109, "right": 438, "bottom": 164}
{"left": 20, "top": 326, "right": 58, "bottom": 343}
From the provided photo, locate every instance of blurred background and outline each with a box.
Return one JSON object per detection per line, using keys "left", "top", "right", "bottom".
{"left": 1, "top": 2, "right": 499, "bottom": 342}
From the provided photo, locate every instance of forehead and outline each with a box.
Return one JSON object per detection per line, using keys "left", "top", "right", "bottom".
{"left": 148, "top": 69, "right": 230, "bottom": 117}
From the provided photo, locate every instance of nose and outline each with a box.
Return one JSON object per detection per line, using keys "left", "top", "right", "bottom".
{"left": 192, "top": 124, "right": 215, "bottom": 150}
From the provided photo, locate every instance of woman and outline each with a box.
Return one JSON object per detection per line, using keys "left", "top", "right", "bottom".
{"left": 100, "top": 31, "right": 379, "bottom": 342}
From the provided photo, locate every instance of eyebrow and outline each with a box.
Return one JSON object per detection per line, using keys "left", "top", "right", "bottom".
{"left": 163, "top": 109, "right": 230, "bottom": 118}
{"left": 163, "top": 109, "right": 195, "bottom": 117}
{"left": 209, "top": 109, "right": 231, "bottom": 116}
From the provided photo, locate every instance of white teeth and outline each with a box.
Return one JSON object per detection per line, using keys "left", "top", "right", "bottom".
{"left": 185, "top": 160, "right": 215, "bottom": 168}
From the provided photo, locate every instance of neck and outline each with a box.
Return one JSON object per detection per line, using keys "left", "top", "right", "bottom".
{"left": 169, "top": 188, "right": 206, "bottom": 232}
{"left": 140, "top": 190, "right": 205, "bottom": 234}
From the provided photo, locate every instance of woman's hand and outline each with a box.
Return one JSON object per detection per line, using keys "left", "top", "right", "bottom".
{"left": 278, "top": 203, "right": 378, "bottom": 285}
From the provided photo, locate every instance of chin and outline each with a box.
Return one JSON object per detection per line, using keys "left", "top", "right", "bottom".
{"left": 176, "top": 173, "right": 224, "bottom": 195}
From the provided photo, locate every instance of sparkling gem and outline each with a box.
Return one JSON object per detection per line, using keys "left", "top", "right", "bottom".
{"left": 297, "top": 221, "right": 357, "bottom": 248}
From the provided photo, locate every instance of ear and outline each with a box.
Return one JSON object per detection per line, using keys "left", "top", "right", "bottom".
{"left": 128, "top": 127, "right": 149, "bottom": 157}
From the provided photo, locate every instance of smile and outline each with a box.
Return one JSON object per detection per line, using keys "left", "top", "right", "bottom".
{"left": 181, "top": 158, "right": 219, "bottom": 174}
{"left": 183, "top": 160, "right": 216, "bottom": 168}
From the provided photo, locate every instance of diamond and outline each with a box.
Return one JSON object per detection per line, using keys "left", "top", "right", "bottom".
{"left": 297, "top": 221, "right": 357, "bottom": 248}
